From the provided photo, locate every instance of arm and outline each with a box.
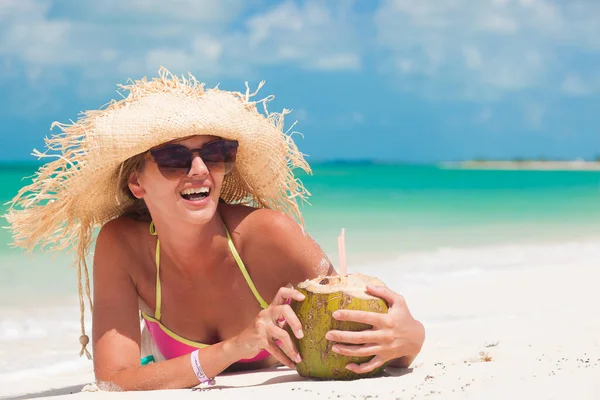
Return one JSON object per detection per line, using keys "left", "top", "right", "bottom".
{"left": 92, "top": 220, "right": 245, "bottom": 390}
{"left": 244, "top": 211, "right": 426, "bottom": 371}
{"left": 250, "top": 213, "right": 425, "bottom": 368}
{"left": 237, "top": 210, "right": 425, "bottom": 371}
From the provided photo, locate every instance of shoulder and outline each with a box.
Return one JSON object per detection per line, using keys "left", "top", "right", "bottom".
{"left": 97, "top": 216, "right": 138, "bottom": 245}
{"left": 221, "top": 203, "right": 335, "bottom": 286}
{"left": 239, "top": 205, "right": 303, "bottom": 236}
{"left": 220, "top": 203, "right": 307, "bottom": 248}
{"left": 94, "top": 216, "right": 150, "bottom": 266}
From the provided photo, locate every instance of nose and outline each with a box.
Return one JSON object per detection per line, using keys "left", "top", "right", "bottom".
{"left": 187, "top": 155, "right": 209, "bottom": 177}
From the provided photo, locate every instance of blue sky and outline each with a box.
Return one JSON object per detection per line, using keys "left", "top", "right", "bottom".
{"left": 1, "top": 0, "right": 599, "bottom": 163}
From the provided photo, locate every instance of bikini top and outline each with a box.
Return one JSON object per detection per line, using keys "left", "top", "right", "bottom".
{"left": 140, "top": 221, "right": 270, "bottom": 362}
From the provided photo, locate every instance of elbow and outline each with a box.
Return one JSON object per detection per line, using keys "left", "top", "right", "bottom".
{"left": 95, "top": 379, "right": 126, "bottom": 392}
{"left": 94, "top": 367, "right": 139, "bottom": 392}
{"left": 94, "top": 369, "right": 125, "bottom": 392}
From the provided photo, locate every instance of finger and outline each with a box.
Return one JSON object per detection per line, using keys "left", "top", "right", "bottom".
{"left": 265, "top": 339, "right": 296, "bottom": 369}
{"left": 346, "top": 356, "right": 385, "bottom": 374}
{"left": 274, "top": 304, "right": 304, "bottom": 339}
{"left": 326, "top": 329, "right": 384, "bottom": 345}
{"left": 276, "top": 317, "right": 287, "bottom": 329}
{"left": 332, "top": 309, "right": 384, "bottom": 327}
{"left": 267, "top": 324, "right": 302, "bottom": 364}
{"left": 271, "top": 287, "right": 305, "bottom": 306}
{"left": 365, "top": 285, "right": 404, "bottom": 307}
{"left": 332, "top": 343, "right": 381, "bottom": 357}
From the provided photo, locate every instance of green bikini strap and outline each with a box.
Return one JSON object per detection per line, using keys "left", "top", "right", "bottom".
{"left": 149, "top": 221, "right": 162, "bottom": 320}
{"left": 224, "top": 226, "right": 269, "bottom": 309}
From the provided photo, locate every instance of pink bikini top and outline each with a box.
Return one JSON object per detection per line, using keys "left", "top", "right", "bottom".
{"left": 141, "top": 221, "right": 271, "bottom": 363}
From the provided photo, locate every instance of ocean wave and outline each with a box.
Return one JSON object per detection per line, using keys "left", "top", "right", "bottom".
{"left": 0, "top": 300, "right": 88, "bottom": 377}
{"left": 0, "top": 357, "right": 91, "bottom": 384}
{"left": 351, "top": 237, "right": 600, "bottom": 287}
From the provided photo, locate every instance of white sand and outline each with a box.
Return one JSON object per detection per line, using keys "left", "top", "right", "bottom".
{"left": 3, "top": 256, "right": 599, "bottom": 399}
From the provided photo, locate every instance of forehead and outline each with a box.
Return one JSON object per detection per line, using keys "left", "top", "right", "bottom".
{"left": 170, "top": 135, "right": 221, "bottom": 148}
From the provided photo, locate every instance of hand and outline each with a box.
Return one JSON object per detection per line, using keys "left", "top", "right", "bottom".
{"left": 235, "top": 287, "right": 305, "bottom": 369}
{"left": 325, "top": 285, "right": 425, "bottom": 374}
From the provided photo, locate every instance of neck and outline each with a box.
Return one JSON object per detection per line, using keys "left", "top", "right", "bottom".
{"left": 150, "top": 210, "right": 227, "bottom": 276}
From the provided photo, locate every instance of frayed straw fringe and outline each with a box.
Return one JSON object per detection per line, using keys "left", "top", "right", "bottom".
{"left": 3, "top": 67, "right": 312, "bottom": 358}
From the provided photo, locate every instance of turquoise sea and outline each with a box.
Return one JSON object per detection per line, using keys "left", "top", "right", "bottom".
{"left": 2, "top": 162, "right": 600, "bottom": 301}
{"left": 2, "top": 162, "right": 600, "bottom": 379}
{"left": 300, "top": 163, "right": 600, "bottom": 257}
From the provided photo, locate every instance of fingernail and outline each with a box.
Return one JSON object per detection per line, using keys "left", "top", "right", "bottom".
{"left": 332, "top": 345, "right": 339, "bottom": 353}
{"left": 296, "top": 329, "right": 304, "bottom": 339}
{"left": 325, "top": 332, "right": 333, "bottom": 340}
{"left": 295, "top": 354, "right": 302, "bottom": 363}
{"left": 332, "top": 311, "right": 340, "bottom": 319}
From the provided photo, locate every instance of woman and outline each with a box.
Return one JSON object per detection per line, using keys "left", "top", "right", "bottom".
{"left": 6, "top": 69, "right": 425, "bottom": 391}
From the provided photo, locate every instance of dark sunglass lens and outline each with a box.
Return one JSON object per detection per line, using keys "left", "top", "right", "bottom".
{"left": 151, "top": 145, "right": 192, "bottom": 179}
{"left": 200, "top": 140, "right": 238, "bottom": 174}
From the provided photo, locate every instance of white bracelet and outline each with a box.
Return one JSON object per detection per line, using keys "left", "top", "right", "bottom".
{"left": 190, "top": 349, "right": 215, "bottom": 387}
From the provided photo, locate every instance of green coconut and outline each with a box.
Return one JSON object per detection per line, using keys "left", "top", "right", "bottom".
{"left": 289, "top": 273, "right": 389, "bottom": 380}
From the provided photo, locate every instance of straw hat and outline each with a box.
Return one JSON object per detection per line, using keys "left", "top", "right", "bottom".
{"left": 4, "top": 67, "right": 311, "bottom": 358}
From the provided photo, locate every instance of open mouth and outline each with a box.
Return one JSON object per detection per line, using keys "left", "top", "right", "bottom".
{"left": 180, "top": 187, "right": 210, "bottom": 201}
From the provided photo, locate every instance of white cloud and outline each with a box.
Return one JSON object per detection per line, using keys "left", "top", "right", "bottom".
{"left": 294, "top": 108, "right": 309, "bottom": 121}
{"left": 306, "top": 53, "right": 360, "bottom": 71}
{"left": 70, "top": 0, "right": 246, "bottom": 22}
{"left": 462, "top": 46, "right": 483, "bottom": 70}
{"left": 523, "top": 102, "right": 546, "bottom": 129}
{"left": 0, "top": 0, "right": 49, "bottom": 21}
{"left": 145, "top": 49, "right": 192, "bottom": 75}
{"left": 4, "top": 20, "right": 73, "bottom": 66}
{"left": 143, "top": 35, "right": 226, "bottom": 78}
{"left": 243, "top": 1, "right": 362, "bottom": 71}
{"left": 351, "top": 111, "right": 364, "bottom": 124}
{"left": 397, "top": 58, "right": 413, "bottom": 73}
{"left": 373, "top": 0, "right": 600, "bottom": 99}
{"left": 561, "top": 74, "right": 591, "bottom": 97}
{"left": 246, "top": 1, "right": 306, "bottom": 46}
{"left": 0, "top": 0, "right": 363, "bottom": 97}
{"left": 192, "top": 36, "right": 224, "bottom": 62}
{"left": 475, "top": 108, "right": 493, "bottom": 124}
{"left": 477, "top": 14, "right": 519, "bottom": 34}
{"left": 332, "top": 110, "right": 365, "bottom": 127}
{"left": 1, "top": 0, "right": 599, "bottom": 120}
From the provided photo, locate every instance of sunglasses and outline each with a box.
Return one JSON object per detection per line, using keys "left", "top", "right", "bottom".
{"left": 147, "top": 139, "right": 239, "bottom": 180}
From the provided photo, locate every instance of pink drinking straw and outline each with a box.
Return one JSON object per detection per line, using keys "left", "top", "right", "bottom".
{"left": 338, "top": 228, "right": 347, "bottom": 278}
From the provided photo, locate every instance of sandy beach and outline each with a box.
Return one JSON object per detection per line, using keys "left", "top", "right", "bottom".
{"left": 3, "top": 239, "right": 598, "bottom": 400}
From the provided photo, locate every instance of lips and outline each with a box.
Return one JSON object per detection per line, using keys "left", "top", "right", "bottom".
{"left": 180, "top": 186, "right": 209, "bottom": 201}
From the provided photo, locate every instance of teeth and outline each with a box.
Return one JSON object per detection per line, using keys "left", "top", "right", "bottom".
{"left": 181, "top": 187, "right": 209, "bottom": 195}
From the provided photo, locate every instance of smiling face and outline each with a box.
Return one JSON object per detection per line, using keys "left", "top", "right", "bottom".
{"left": 127, "top": 135, "right": 227, "bottom": 226}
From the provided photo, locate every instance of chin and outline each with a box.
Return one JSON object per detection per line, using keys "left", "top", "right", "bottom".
{"left": 177, "top": 196, "right": 219, "bottom": 224}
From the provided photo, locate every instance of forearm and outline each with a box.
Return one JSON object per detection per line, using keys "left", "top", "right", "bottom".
{"left": 96, "top": 338, "right": 241, "bottom": 391}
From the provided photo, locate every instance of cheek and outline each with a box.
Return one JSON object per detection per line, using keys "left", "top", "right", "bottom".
{"left": 138, "top": 169, "right": 175, "bottom": 199}
{"left": 211, "top": 173, "right": 226, "bottom": 195}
